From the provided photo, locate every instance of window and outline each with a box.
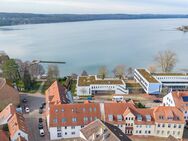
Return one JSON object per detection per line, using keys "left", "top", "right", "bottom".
{"left": 117, "top": 115, "right": 122, "bottom": 121}
{"left": 158, "top": 124, "right": 160, "bottom": 127}
{"left": 62, "top": 118, "right": 66, "bottom": 123}
{"left": 65, "top": 132, "right": 67, "bottom": 135}
{"left": 72, "top": 117, "right": 77, "bottom": 122}
{"left": 139, "top": 130, "right": 142, "bottom": 134}
{"left": 136, "top": 130, "right": 138, "bottom": 134}
{"left": 72, "top": 132, "right": 75, "bottom": 135}
{"left": 108, "top": 115, "right": 113, "bottom": 121}
{"left": 89, "top": 107, "right": 92, "bottom": 112}
{"left": 57, "top": 133, "right": 62, "bottom": 137}
{"left": 157, "top": 130, "right": 160, "bottom": 134}
{"left": 65, "top": 126, "right": 67, "bottom": 129}
{"left": 148, "top": 131, "right": 151, "bottom": 134}
{"left": 62, "top": 109, "right": 64, "bottom": 112}
{"left": 177, "top": 131, "right": 180, "bottom": 135}
{"left": 167, "top": 131, "right": 170, "bottom": 134}
{"left": 162, "top": 124, "right": 165, "bottom": 128}
{"left": 71, "top": 126, "right": 75, "bottom": 129}
{"left": 145, "top": 131, "right": 147, "bottom": 134}
{"left": 174, "top": 124, "right": 176, "bottom": 128}
{"left": 57, "top": 127, "right": 61, "bottom": 131}
{"left": 126, "top": 117, "right": 128, "bottom": 120}
{"left": 90, "top": 117, "right": 92, "bottom": 121}
{"left": 168, "top": 124, "right": 171, "bottom": 128}
{"left": 53, "top": 118, "right": 57, "bottom": 123}
{"left": 83, "top": 108, "right": 86, "bottom": 112}
{"left": 81, "top": 125, "right": 84, "bottom": 128}
{"left": 55, "top": 109, "right": 58, "bottom": 112}
{"left": 84, "top": 117, "right": 88, "bottom": 122}
{"left": 94, "top": 117, "right": 97, "bottom": 120}
{"left": 161, "top": 131, "right": 164, "bottom": 135}
{"left": 178, "top": 125, "right": 181, "bottom": 128}
{"left": 94, "top": 108, "right": 96, "bottom": 112}
{"left": 131, "top": 117, "right": 134, "bottom": 120}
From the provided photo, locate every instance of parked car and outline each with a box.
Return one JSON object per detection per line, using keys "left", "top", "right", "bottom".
{"left": 39, "top": 108, "right": 43, "bottom": 114}
{"left": 25, "top": 107, "right": 30, "bottom": 113}
{"left": 38, "top": 122, "right": 43, "bottom": 129}
{"left": 39, "top": 129, "right": 45, "bottom": 137}
{"left": 22, "top": 98, "right": 27, "bottom": 103}
{"left": 39, "top": 118, "right": 43, "bottom": 123}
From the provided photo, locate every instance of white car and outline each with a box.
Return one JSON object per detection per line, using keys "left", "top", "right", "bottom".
{"left": 39, "top": 129, "right": 45, "bottom": 137}
{"left": 25, "top": 107, "right": 30, "bottom": 113}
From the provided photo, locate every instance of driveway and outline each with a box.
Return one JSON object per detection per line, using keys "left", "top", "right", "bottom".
{"left": 20, "top": 93, "right": 50, "bottom": 141}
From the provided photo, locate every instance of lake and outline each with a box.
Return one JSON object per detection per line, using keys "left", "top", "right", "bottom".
{"left": 0, "top": 19, "right": 188, "bottom": 76}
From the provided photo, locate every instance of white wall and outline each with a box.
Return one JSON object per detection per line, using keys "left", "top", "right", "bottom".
{"left": 49, "top": 126, "right": 82, "bottom": 140}
{"left": 163, "top": 92, "right": 175, "bottom": 106}
{"left": 11, "top": 130, "right": 28, "bottom": 141}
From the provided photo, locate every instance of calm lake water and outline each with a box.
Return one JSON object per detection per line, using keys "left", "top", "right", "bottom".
{"left": 0, "top": 19, "right": 188, "bottom": 76}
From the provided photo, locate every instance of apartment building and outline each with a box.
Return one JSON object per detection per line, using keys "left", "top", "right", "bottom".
{"left": 134, "top": 69, "right": 188, "bottom": 94}
{"left": 0, "top": 103, "right": 29, "bottom": 141}
{"left": 134, "top": 69, "right": 162, "bottom": 94}
{"left": 76, "top": 75, "right": 129, "bottom": 96}
{"left": 163, "top": 91, "right": 188, "bottom": 122}
{"left": 46, "top": 81, "right": 185, "bottom": 140}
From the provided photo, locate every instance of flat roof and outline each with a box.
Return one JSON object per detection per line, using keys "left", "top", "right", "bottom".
{"left": 153, "top": 73, "right": 188, "bottom": 76}
{"left": 136, "top": 69, "right": 159, "bottom": 83}
{"left": 78, "top": 75, "right": 124, "bottom": 86}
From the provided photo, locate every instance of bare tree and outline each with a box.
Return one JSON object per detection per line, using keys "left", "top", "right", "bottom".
{"left": 81, "top": 70, "right": 88, "bottom": 76}
{"left": 126, "top": 67, "right": 134, "bottom": 79}
{"left": 148, "top": 64, "right": 157, "bottom": 73}
{"left": 98, "top": 66, "right": 108, "bottom": 79}
{"left": 47, "top": 65, "right": 60, "bottom": 82}
{"left": 113, "top": 65, "right": 125, "bottom": 79}
{"left": 155, "top": 49, "right": 177, "bottom": 72}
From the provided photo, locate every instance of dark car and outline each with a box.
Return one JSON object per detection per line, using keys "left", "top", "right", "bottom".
{"left": 39, "top": 118, "right": 43, "bottom": 123}
{"left": 39, "top": 108, "right": 43, "bottom": 114}
{"left": 38, "top": 122, "right": 43, "bottom": 129}
{"left": 22, "top": 98, "right": 27, "bottom": 103}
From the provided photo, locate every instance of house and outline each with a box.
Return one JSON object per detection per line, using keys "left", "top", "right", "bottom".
{"left": 46, "top": 81, "right": 185, "bottom": 140}
{"left": 76, "top": 75, "right": 129, "bottom": 96}
{"left": 0, "top": 104, "right": 29, "bottom": 141}
{"left": 80, "top": 119, "right": 131, "bottom": 141}
{"left": 134, "top": 69, "right": 188, "bottom": 94}
{"left": 163, "top": 91, "right": 188, "bottom": 122}
{"left": 0, "top": 78, "right": 20, "bottom": 111}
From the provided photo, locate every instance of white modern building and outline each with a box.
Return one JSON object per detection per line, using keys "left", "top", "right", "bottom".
{"left": 163, "top": 91, "right": 188, "bottom": 122}
{"left": 134, "top": 69, "right": 188, "bottom": 94}
{"left": 134, "top": 69, "right": 162, "bottom": 94}
{"left": 76, "top": 75, "right": 129, "bottom": 96}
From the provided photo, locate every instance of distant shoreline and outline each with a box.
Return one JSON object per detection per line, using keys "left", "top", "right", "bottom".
{"left": 0, "top": 13, "right": 188, "bottom": 27}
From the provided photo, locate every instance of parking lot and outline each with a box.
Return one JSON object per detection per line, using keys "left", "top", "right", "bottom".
{"left": 20, "top": 93, "right": 50, "bottom": 141}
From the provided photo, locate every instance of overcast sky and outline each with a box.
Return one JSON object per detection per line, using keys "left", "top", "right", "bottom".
{"left": 0, "top": 0, "right": 188, "bottom": 14}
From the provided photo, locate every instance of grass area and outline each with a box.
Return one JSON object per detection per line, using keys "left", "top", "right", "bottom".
{"left": 17, "top": 80, "right": 42, "bottom": 94}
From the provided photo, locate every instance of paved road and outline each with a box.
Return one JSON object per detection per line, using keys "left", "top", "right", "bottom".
{"left": 20, "top": 93, "right": 50, "bottom": 141}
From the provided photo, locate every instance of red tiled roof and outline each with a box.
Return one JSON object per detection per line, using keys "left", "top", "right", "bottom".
{"left": 45, "top": 81, "right": 68, "bottom": 105}
{"left": 0, "top": 131, "right": 9, "bottom": 141}
{"left": 153, "top": 106, "right": 184, "bottom": 124}
{"left": 8, "top": 112, "right": 28, "bottom": 138}
{"left": 49, "top": 102, "right": 101, "bottom": 127}
{"left": 171, "top": 91, "right": 188, "bottom": 111}
{"left": 0, "top": 103, "right": 16, "bottom": 124}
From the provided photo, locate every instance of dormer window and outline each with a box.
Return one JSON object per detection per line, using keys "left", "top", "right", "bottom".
{"left": 159, "top": 116, "right": 164, "bottom": 120}
{"left": 136, "top": 114, "right": 142, "bottom": 121}
{"left": 146, "top": 115, "right": 151, "bottom": 121}
{"left": 108, "top": 115, "right": 113, "bottom": 121}
{"left": 117, "top": 115, "right": 122, "bottom": 121}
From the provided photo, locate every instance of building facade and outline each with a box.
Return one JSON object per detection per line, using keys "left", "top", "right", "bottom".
{"left": 163, "top": 91, "right": 188, "bottom": 122}
{"left": 76, "top": 75, "right": 129, "bottom": 96}
{"left": 134, "top": 69, "right": 188, "bottom": 94}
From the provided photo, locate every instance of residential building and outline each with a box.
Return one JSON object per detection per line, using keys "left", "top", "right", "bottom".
{"left": 0, "top": 104, "right": 29, "bottom": 141}
{"left": 134, "top": 69, "right": 188, "bottom": 94}
{"left": 134, "top": 69, "right": 162, "bottom": 94}
{"left": 46, "top": 81, "right": 185, "bottom": 140}
{"left": 0, "top": 78, "right": 20, "bottom": 111}
{"left": 76, "top": 75, "right": 128, "bottom": 96}
{"left": 163, "top": 91, "right": 188, "bottom": 122}
{"left": 80, "top": 119, "right": 131, "bottom": 141}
